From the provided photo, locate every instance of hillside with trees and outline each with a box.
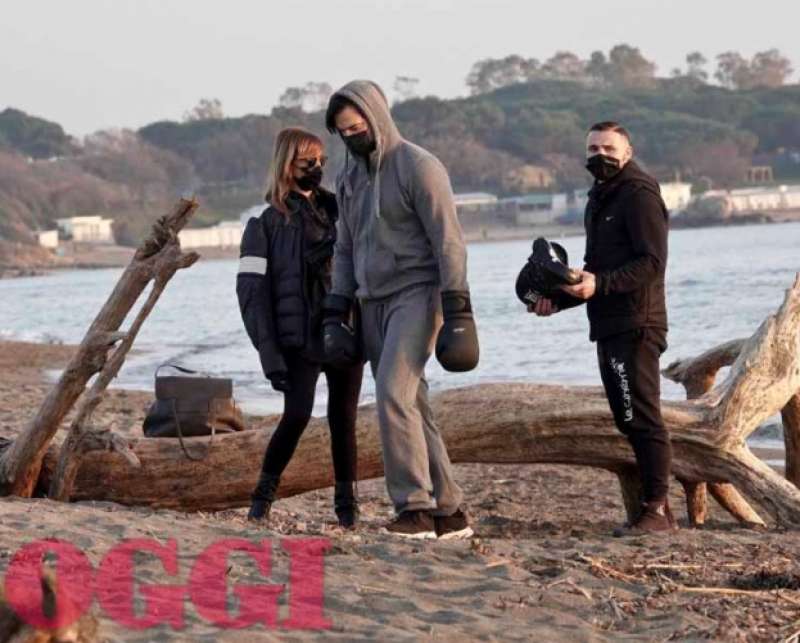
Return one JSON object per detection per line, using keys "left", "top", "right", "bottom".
{"left": 0, "top": 45, "right": 798, "bottom": 252}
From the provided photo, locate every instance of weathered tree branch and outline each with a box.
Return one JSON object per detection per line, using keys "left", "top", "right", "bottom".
{"left": 663, "top": 336, "right": 765, "bottom": 526}
{"left": 707, "top": 482, "right": 765, "bottom": 527}
{"left": 663, "top": 277, "right": 800, "bottom": 523}
{"left": 48, "top": 243, "right": 197, "bottom": 501}
{"left": 35, "top": 274, "right": 800, "bottom": 527}
{"left": 680, "top": 481, "right": 707, "bottom": 527}
{"left": 0, "top": 198, "right": 199, "bottom": 498}
{"left": 663, "top": 339, "right": 746, "bottom": 398}
{"left": 783, "top": 394, "right": 800, "bottom": 487}
{"left": 711, "top": 274, "right": 800, "bottom": 446}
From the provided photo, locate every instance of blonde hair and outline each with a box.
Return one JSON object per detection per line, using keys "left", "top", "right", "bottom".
{"left": 265, "top": 127, "right": 324, "bottom": 215}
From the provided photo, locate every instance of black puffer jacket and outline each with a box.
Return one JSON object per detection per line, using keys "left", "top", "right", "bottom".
{"left": 582, "top": 160, "right": 669, "bottom": 341}
{"left": 237, "top": 189, "right": 337, "bottom": 375}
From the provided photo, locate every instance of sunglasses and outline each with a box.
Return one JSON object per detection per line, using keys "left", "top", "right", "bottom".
{"left": 294, "top": 155, "right": 328, "bottom": 170}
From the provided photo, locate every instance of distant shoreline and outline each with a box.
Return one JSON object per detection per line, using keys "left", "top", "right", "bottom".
{"left": 1, "top": 216, "right": 798, "bottom": 280}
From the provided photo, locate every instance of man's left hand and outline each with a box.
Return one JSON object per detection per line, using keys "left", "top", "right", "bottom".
{"left": 560, "top": 270, "right": 597, "bottom": 300}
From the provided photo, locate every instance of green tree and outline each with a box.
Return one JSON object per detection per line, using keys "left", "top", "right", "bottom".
{"left": 715, "top": 52, "right": 753, "bottom": 89}
{"left": 679, "top": 140, "right": 753, "bottom": 188}
{"left": 277, "top": 82, "right": 333, "bottom": 112}
{"left": 541, "top": 51, "right": 586, "bottom": 82}
{"left": 183, "top": 98, "right": 224, "bottom": 122}
{"left": 750, "top": 49, "right": 793, "bottom": 88}
{"left": 465, "top": 55, "right": 540, "bottom": 95}
{"left": 607, "top": 44, "right": 657, "bottom": 88}
{"left": 393, "top": 76, "right": 420, "bottom": 103}
{"left": 586, "top": 51, "right": 610, "bottom": 87}
{"left": 686, "top": 51, "right": 709, "bottom": 82}
{"left": 0, "top": 108, "right": 75, "bottom": 159}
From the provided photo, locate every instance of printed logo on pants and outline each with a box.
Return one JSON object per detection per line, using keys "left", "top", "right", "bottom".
{"left": 610, "top": 356, "right": 633, "bottom": 422}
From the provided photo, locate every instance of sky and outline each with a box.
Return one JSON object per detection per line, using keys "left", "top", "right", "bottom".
{"left": 2, "top": 0, "right": 799, "bottom": 137}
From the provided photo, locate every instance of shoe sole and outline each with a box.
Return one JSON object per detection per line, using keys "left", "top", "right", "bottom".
{"left": 380, "top": 528, "right": 437, "bottom": 540}
{"left": 437, "top": 526, "right": 474, "bottom": 540}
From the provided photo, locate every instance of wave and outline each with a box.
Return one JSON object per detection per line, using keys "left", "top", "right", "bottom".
{"left": 0, "top": 329, "right": 64, "bottom": 345}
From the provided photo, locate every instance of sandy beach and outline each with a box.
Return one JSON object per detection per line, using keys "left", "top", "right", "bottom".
{"left": 1, "top": 339, "right": 799, "bottom": 641}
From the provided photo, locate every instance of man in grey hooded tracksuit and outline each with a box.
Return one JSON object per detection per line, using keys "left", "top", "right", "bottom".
{"left": 323, "top": 80, "right": 479, "bottom": 539}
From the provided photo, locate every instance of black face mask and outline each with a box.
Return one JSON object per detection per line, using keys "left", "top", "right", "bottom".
{"left": 586, "top": 154, "right": 622, "bottom": 182}
{"left": 296, "top": 166, "right": 323, "bottom": 191}
{"left": 343, "top": 130, "right": 375, "bottom": 158}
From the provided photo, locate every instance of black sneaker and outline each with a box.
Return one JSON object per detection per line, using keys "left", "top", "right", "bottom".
{"left": 434, "top": 509, "right": 474, "bottom": 540}
{"left": 382, "top": 510, "right": 436, "bottom": 539}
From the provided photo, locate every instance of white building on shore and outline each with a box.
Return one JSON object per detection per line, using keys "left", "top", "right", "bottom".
{"left": 179, "top": 220, "right": 244, "bottom": 249}
{"left": 454, "top": 192, "right": 498, "bottom": 210}
{"left": 697, "top": 184, "right": 800, "bottom": 215}
{"left": 659, "top": 182, "right": 692, "bottom": 213}
{"left": 36, "top": 230, "right": 59, "bottom": 249}
{"left": 55, "top": 215, "right": 114, "bottom": 243}
{"left": 500, "top": 192, "right": 588, "bottom": 226}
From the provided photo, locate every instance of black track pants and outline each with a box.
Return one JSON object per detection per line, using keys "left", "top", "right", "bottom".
{"left": 597, "top": 328, "right": 672, "bottom": 503}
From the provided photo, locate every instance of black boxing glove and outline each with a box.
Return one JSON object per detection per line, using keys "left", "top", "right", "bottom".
{"left": 322, "top": 294, "right": 360, "bottom": 369}
{"left": 435, "top": 291, "right": 479, "bottom": 372}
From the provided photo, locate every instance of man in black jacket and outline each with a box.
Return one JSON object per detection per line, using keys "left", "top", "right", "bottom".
{"left": 533, "top": 121, "right": 674, "bottom": 534}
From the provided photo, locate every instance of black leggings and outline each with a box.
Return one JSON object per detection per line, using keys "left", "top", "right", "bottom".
{"left": 259, "top": 350, "right": 363, "bottom": 482}
{"left": 597, "top": 327, "right": 672, "bottom": 503}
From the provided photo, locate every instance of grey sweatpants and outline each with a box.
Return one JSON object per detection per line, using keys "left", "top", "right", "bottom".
{"left": 360, "top": 283, "right": 464, "bottom": 516}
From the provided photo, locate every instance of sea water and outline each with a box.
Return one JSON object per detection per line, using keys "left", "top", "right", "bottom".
{"left": 1, "top": 222, "right": 798, "bottom": 448}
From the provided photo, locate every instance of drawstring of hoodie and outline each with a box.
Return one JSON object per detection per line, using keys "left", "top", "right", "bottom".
{"left": 373, "top": 142, "right": 382, "bottom": 219}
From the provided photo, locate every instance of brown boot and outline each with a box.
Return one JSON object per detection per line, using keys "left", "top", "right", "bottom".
{"left": 614, "top": 499, "right": 678, "bottom": 537}
{"left": 663, "top": 498, "right": 679, "bottom": 530}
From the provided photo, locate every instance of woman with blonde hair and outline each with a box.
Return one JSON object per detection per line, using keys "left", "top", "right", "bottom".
{"left": 237, "top": 127, "right": 363, "bottom": 527}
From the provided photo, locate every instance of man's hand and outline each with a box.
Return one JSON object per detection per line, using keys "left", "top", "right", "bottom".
{"left": 527, "top": 298, "right": 558, "bottom": 316}
{"left": 560, "top": 270, "right": 596, "bottom": 300}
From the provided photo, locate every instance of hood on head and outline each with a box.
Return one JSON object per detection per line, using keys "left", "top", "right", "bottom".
{"left": 330, "top": 80, "right": 402, "bottom": 157}
{"left": 621, "top": 160, "right": 667, "bottom": 210}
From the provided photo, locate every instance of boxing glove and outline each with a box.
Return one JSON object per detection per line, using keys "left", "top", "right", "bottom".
{"left": 322, "top": 294, "right": 360, "bottom": 369}
{"left": 435, "top": 290, "right": 479, "bottom": 372}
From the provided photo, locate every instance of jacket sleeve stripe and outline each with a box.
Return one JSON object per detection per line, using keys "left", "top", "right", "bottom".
{"left": 238, "top": 256, "right": 267, "bottom": 275}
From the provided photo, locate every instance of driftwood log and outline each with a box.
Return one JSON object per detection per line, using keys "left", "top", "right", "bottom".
{"left": 0, "top": 199, "right": 198, "bottom": 498}
{"left": 663, "top": 338, "right": 765, "bottom": 527}
{"left": 48, "top": 237, "right": 197, "bottom": 501}
{"left": 664, "top": 331, "right": 800, "bottom": 523}
{"left": 31, "top": 274, "right": 800, "bottom": 528}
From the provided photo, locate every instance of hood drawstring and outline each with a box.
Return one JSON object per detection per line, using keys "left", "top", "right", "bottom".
{"left": 373, "top": 141, "right": 382, "bottom": 219}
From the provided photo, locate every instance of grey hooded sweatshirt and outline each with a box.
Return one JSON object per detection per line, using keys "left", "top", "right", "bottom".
{"left": 330, "top": 80, "right": 468, "bottom": 301}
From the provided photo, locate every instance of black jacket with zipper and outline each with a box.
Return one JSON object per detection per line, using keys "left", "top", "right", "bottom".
{"left": 555, "top": 160, "right": 669, "bottom": 342}
{"left": 237, "top": 188, "right": 338, "bottom": 376}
